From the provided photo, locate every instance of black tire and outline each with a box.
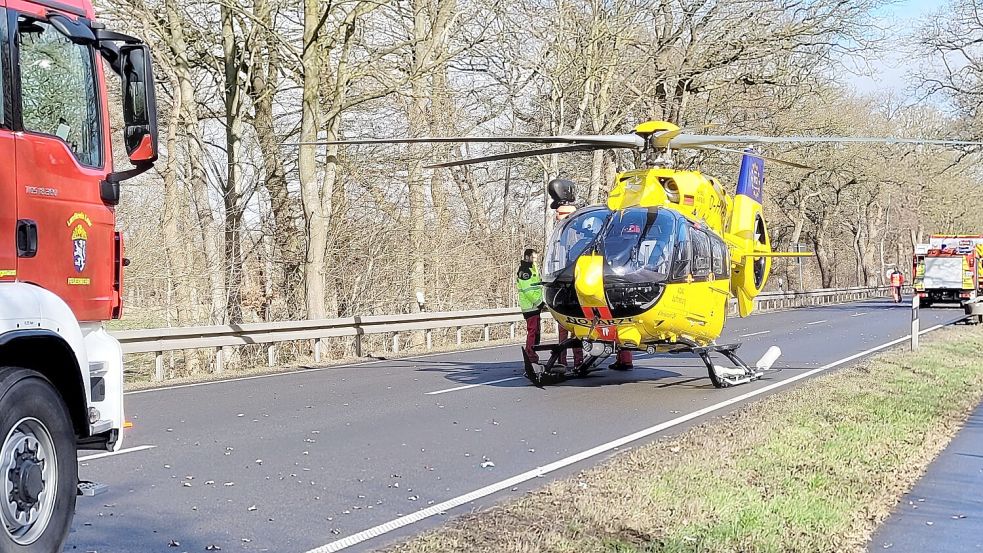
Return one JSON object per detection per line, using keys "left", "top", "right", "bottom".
{"left": 0, "top": 368, "right": 77, "bottom": 553}
{"left": 707, "top": 366, "right": 726, "bottom": 388}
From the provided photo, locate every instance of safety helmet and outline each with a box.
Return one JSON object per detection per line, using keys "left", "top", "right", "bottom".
{"left": 582, "top": 216, "right": 602, "bottom": 233}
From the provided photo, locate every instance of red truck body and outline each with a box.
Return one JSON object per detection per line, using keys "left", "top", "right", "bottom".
{"left": 1, "top": 0, "right": 126, "bottom": 322}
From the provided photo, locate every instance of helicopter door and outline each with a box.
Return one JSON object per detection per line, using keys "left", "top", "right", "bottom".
{"left": 706, "top": 233, "right": 731, "bottom": 336}
{"left": 688, "top": 228, "right": 715, "bottom": 324}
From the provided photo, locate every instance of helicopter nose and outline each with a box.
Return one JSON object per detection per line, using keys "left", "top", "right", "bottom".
{"left": 574, "top": 254, "right": 607, "bottom": 308}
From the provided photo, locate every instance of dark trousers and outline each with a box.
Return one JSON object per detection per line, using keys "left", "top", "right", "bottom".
{"left": 524, "top": 311, "right": 541, "bottom": 360}
{"left": 557, "top": 326, "right": 583, "bottom": 366}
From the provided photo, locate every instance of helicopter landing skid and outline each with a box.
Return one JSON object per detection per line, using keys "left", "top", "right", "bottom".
{"left": 521, "top": 339, "right": 611, "bottom": 387}
{"left": 679, "top": 343, "right": 772, "bottom": 388}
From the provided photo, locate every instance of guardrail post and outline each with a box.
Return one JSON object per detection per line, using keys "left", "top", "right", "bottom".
{"left": 392, "top": 333, "right": 400, "bottom": 354}
{"left": 214, "top": 347, "right": 224, "bottom": 374}
{"left": 456, "top": 327, "right": 462, "bottom": 346}
{"left": 353, "top": 316, "right": 364, "bottom": 358}
{"left": 509, "top": 322, "right": 516, "bottom": 339}
{"left": 425, "top": 329, "right": 432, "bottom": 351}
{"left": 483, "top": 324, "right": 490, "bottom": 342}
{"left": 154, "top": 352, "right": 164, "bottom": 381}
{"left": 314, "top": 339, "right": 323, "bottom": 363}
{"left": 268, "top": 345, "right": 276, "bottom": 367}
{"left": 911, "top": 295, "right": 920, "bottom": 351}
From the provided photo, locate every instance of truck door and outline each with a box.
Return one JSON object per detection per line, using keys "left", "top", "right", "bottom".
{"left": 11, "top": 8, "right": 114, "bottom": 321}
{"left": 0, "top": 5, "right": 17, "bottom": 284}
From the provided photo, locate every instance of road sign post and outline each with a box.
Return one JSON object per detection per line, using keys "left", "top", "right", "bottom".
{"left": 911, "top": 294, "right": 920, "bottom": 351}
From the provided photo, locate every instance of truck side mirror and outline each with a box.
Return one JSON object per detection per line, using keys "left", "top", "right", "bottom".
{"left": 119, "top": 44, "right": 158, "bottom": 164}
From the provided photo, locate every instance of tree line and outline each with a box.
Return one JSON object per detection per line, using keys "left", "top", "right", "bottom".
{"left": 99, "top": 0, "right": 983, "bottom": 337}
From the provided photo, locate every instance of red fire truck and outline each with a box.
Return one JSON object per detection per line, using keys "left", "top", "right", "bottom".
{"left": 0, "top": 0, "right": 157, "bottom": 550}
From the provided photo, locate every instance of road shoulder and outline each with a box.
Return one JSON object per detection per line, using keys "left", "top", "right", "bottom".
{"left": 868, "top": 401, "right": 983, "bottom": 552}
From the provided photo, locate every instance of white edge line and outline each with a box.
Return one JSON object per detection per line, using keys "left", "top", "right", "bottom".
{"left": 78, "top": 445, "right": 156, "bottom": 462}
{"left": 425, "top": 377, "right": 524, "bottom": 395}
{"left": 307, "top": 321, "right": 952, "bottom": 553}
{"left": 741, "top": 330, "right": 771, "bottom": 337}
{"left": 851, "top": 312, "right": 868, "bottom": 317}
{"left": 807, "top": 320, "right": 829, "bottom": 325}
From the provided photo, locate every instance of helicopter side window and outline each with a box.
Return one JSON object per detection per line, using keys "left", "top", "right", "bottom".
{"left": 711, "top": 236, "right": 730, "bottom": 278}
{"left": 691, "top": 229, "right": 712, "bottom": 279}
{"left": 670, "top": 223, "right": 691, "bottom": 281}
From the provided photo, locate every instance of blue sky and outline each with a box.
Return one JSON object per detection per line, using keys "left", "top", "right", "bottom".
{"left": 846, "top": 0, "right": 947, "bottom": 95}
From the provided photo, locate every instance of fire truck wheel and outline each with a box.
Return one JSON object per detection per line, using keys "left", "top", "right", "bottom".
{"left": 0, "top": 368, "right": 77, "bottom": 553}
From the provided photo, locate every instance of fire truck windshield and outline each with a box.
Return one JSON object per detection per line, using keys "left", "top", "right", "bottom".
{"left": 18, "top": 17, "right": 102, "bottom": 167}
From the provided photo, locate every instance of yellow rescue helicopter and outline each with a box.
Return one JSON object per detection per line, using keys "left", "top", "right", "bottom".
{"left": 300, "top": 121, "right": 983, "bottom": 387}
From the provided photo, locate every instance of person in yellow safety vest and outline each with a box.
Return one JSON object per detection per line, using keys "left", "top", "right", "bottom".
{"left": 517, "top": 248, "right": 545, "bottom": 363}
{"left": 890, "top": 267, "right": 904, "bottom": 303}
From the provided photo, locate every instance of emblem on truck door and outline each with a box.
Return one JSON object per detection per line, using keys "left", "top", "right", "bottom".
{"left": 67, "top": 212, "right": 93, "bottom": 273}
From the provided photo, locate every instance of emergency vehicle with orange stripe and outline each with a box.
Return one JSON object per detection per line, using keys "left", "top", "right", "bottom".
{"left": 0, "top": 0, "right": 158, "bottom": 549}
{"left": 913, "top": 235, "right": 983, "bottom": 307}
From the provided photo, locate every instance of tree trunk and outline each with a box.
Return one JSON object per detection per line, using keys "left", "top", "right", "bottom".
{"left": 164, "top": 0, "right": 226, "bottom": 324}
{"left": 300, "top": 0, "right": 327, "bottom": 319}
{"left": 221, "top": 2, "right": 244, "bottom": 324}
{"left": 250, "top": 0, "right": 302, "bottom": 319}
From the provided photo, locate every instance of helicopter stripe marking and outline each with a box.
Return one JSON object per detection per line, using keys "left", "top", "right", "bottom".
{"left": 308, "top": 321, "right": 955, "bottom": 553}
{"left": 425, "top": 377, "right": 524, "bottom": 395}
{"left": 740, "top": 330, "right": 771, "bottom": 337}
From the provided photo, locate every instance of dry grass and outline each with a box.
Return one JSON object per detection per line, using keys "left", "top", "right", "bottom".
{"left": 387, "top": 325, "right": 983, "bottom": 553}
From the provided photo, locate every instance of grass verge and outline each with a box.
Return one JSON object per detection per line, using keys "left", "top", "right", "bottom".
{"left": 388, "top": 324, "right": 983, "bottom": 553}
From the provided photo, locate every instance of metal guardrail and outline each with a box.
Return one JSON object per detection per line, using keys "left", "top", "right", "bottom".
{"left": 114, "top": 286, "right": 892, "bottom": 381}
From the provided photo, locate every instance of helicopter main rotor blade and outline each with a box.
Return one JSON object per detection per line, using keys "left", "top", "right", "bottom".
{"left": 287, "top": 134, "right": 645, "bottom": 148}
{"left": 670, "top": 134, "right": 983, "bottom": 149}
{"left": 424, "top": 144, "right": 602, "bottom": 169}
{"left": 694, "top": 145, "right": 815, "bottom": 170}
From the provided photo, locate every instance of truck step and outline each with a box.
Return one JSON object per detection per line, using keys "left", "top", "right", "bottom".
{"left": 77, "top": 481, "right": 109, "bottom": 497}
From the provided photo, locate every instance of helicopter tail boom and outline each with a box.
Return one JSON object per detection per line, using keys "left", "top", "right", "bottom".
{"left": 727, "top": 153, "right": 772, "bottom": 316}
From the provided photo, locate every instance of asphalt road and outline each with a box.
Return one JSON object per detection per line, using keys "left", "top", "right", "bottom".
{"left": 868, "top": 402, "right": 983, "bottom": 552}
{"left": 66, "top": 299, "right": 966, "bottom": 553}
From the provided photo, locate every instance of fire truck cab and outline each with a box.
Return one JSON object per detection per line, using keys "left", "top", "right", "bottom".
{"left": 0, "top": 0, "right": 157, "bottom": 550}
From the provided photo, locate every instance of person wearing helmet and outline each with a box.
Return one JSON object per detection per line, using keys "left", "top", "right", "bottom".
{"left": 555, "top": 210, "right": 588, "bottom": 369}
{"left": 517, "top": 248, "right": 545, "bottom": 363}
{"left": 568, "top": 216, "right": 602, "bottom": 263}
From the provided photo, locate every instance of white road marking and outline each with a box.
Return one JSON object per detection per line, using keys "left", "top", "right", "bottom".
{"left": 740, "top": 330, "right": 771, "bottom": 337}
{"left": 78, "top": 445, "right": 156, "bottom": 462}
{"left": 307, "top": 322, "right": 951, "bottom": 553}
{"left": 851, "top": 312, "right": 868, "bottom": 317}
{"left": 807, "top": 320, "right": 828, "bottom": 325}
{"left": 425, "top": 377, "right": 524, "bottom": 395}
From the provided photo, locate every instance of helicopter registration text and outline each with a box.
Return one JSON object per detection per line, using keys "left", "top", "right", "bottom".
{"left": 564, "top": 316, "right": 634, "bottom": 327}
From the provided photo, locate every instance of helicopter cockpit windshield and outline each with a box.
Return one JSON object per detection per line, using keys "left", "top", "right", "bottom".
{"left": 599, "top": 208, "right": 676, "bottom": 281}
{"left": 544, "top": 206, "right": 678, "bottom": 282}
